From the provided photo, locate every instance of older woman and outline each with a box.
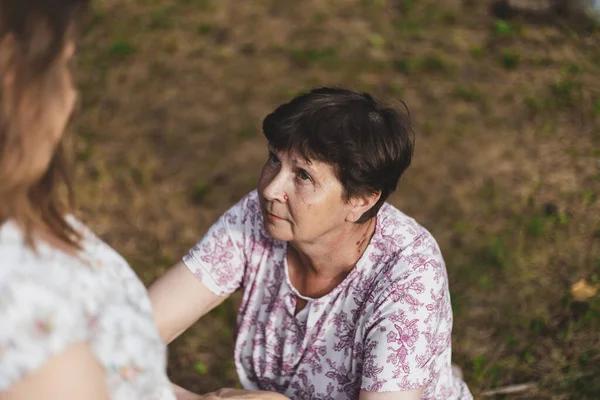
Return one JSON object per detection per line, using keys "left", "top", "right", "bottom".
{"left": 150, "top": 88, "right": 472, "bottom": 400}
{"left": 0, "top": 1, "right": 174, "bottom": 399}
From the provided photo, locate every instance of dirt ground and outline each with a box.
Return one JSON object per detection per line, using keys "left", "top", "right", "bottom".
{"left": 74, "top": 0, "right": 600, "bottom": 398}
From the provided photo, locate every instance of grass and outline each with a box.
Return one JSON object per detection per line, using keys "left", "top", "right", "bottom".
{"left": 469, "top": 45, "right": 486, "bottom": 59}
{"left": 192, "top": 183, "right": 210, "bottom": 203}
{"left": 452, "top": 85, "right": 484, "bottom": 103}
{"left": 393, "top": 19, "right": 423, "bottom": 36}
{"left": 75, "top": 0, "right": 600, "bottom": 397}
{"left": 197, "top": 23, "right": 213, "bottom": 35}
{"left": 107, "top": 39, "right": 137, "bottom": 57}
{"left": 492, "top": 19, "right": 522, "bottom": 38}
{"left": 548, "top": 79, "right": 583, "bottom": 109}
{"left": 394, "top": 53, "right": 454, "bottom": 75}
{"left": 194, "top": 362, "right": 208, "bottom": 375}
{"left": 289, "top": 47, "right": 341, "bottom": 68}
{"left": 418, "top": 53, "right": 453, "bottom": 73}
{"left": 500, "top": 49, "right": 520, "bottom": 69}
{"left": 235, "top": 124, "right": 258, "bottom": 140}
{"left": 148, "top": 6, "right": 177, "bottom": 30}
{"left": 367, "top": 33, "right": 386, "bottom": 49}
{"left": 593, "top": 96, "right": 600, "bottom": 116}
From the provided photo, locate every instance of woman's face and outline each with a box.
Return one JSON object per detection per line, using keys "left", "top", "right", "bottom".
{"left": 257, "top": 146, "right": 354, "bottom": 243}
{"left": 2, "top": 35, "right": 78, "bottom": 180}
{"left": 43, "top": 40, "right": 77, "bottom": 144}
{"left": 17, "top": 40, "right": 78, "bottom": 147}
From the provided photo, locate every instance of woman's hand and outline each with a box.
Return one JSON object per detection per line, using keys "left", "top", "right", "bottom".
{"left": 172, "top": 383, "right": 204, "bottom": 400}
{"left": 172, "top": 385, "right": 289, "bottom": 400}
{"left": 201, "top": 388, "right": 290, "bottom": 400}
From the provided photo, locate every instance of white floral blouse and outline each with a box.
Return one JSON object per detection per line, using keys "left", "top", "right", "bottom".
{"left": 183, "top": 191, "right": 472, "bottom": 400}
{"left": 0, "top": 218, "right": 175, "bottom": 400}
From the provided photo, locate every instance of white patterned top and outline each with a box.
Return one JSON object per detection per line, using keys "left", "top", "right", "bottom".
{"left": 183, "top": 191, "right": 472, "bottom": 400}
{"left": 0, "top": 218, "right": 175, "bottom": 400}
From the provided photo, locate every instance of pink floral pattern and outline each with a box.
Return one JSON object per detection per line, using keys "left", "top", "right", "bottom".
{"left": 0, "top": 219, "right": 174, "bottom": 400}
{"left": 184, "top": 191, "right": 472, "bottom": 399}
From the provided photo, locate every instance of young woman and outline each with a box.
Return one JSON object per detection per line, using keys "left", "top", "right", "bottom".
{"left": 0, "top": 1, "right": 175, "bottom": 398}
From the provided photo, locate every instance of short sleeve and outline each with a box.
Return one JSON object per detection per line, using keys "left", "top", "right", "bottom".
{"left": 0, "top": 276, "right": 89, "bottom": 390}
{"left": 361, "top": 233, "right": 453, "bottom": 392}
{"left": 183, "top": 192, "right": 255, "bottom": 297}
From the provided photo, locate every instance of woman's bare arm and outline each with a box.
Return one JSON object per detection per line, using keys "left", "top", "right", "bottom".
{"left": 148, "top": 261, "right": 228, "bottom": 344}
{"left": 0, "top": 342, "right": 110, "bottom": 400}
{"left": 359, "top": 388, "right": 424, "bottom": 400}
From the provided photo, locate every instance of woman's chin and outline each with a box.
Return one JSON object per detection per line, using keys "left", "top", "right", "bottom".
{"left": 263, "top": 222, "right": 292, "bottom": 242}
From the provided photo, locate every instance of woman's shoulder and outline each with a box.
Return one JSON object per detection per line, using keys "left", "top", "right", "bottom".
{"left": 221, "top": 190, "right": 268, "bottom": 239}
{"left": 0, "top": 217, "right": 126, "bottom": 305}
{"left": 375, "top": 202, "right": 440, "bottom": 254}
{"left": 0, "top": 218, "right": 100, "bottom": 296}
{"left": 367, "top": 204, "right": 447, "bottom": 290}
{"left": 230, "top": 190, "right": 261, "bottom": 217}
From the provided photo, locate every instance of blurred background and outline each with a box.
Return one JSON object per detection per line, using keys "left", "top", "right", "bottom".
{"left": 74, "top": 0, "right": 600, "bottom": 398}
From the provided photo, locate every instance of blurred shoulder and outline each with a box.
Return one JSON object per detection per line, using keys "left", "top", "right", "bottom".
{"left": 0, "top": 217, "right": 111, "bottom": 298}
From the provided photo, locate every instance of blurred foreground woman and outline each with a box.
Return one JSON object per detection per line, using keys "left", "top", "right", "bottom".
{"left": 150, "top": 88, "right": 473, "bottom": 400}
{"left": 0, "top": 1, "right": 175, "bottom": 398}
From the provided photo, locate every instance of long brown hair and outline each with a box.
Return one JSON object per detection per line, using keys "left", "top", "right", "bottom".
{"left": 0, "top": 0, "right": 89, "bottom": 249}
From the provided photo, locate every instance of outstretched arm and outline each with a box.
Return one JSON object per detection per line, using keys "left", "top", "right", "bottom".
{"left": 149, "top": 261, "right": 228, "bottom": 344}
{"left": 359, "top": 388, "right": 424, "bottom": 400}
{"left": 172, "top": 387, "right": 290, "bottom": 400}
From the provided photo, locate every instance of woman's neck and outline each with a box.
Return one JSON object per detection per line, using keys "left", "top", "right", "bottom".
{"left": 288, "top": 217, "right": 377, "bottom": 280}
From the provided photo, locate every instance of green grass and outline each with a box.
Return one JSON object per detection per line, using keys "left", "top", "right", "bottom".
{"left": 492, "top": 20, "right": 522, "bottom": 38}
{"left": 367, "top": 33, "right": 386, "bottom": 49}
{"left": 192, "top": 183, "right": 211, "bottom": 203}
{"left": 107, "top": 39, "right": 137, "bottom": 57}
{"left": 289, "top": 47, "right": 341, "bottom": 68}
{"left": 194, "top": 362, "right": 208, "bottom": 375}
{"left": 235, "top": 124, "right": 258, "bottom": 140}
{"left": 560, "top": 63, "right": 583, "bottom": 77}
{"left": 386, "top": 83, "right": 404, "bottom": 95}
{"left": 394, "top": 53, "right": 454, "bottom": 75}
{"left": 417, "top": 53, "right": 454, "bottom": 74}
{"left": 452, "top": 85, "right": 484, "bottom": 103}
{"left": 393, "top": 19, "right": 423, "bottom": 37}
{"left": 177, "top": 0, "right": 211, "bottom": 8}
{"left": 500, "top": 49, "right": 520, "bottom": 70}
{"left": 548, "top": 79, "right": 583, "bottom": 110}
{"left": 593, "top": 96, "right": 600, "bottom": 116}
{"left": 149, "top": 7, "right": 176, "bottom": 29}
{"left": 469, "top": 45, "right": 486, "bottom": 59}
{"left": 393, "top": 59, "right": 412, "bottom": 73}
{"left": 197, "top": 23, "right": 213, "bottom": 35}
{"left": 396, "top": 0, "right": 416, "bottom": 13}
{"left": 523, "top": 95, "right": 541, "bottom": 114}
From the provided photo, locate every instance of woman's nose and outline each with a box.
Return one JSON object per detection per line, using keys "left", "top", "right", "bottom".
{"left": 262, "top": 171, "right": 288, "bottom": 203}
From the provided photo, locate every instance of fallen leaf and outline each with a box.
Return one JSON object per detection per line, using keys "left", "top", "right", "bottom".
{"left": 571, "top": 279, "right": 598, "bottom": 302}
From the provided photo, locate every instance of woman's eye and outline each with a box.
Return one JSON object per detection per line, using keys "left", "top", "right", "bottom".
{"left": 268, "top": 152, "right": 280, "bottom": 164}
{"left": 298, "top": 170, "right": 311, "bottom": 181}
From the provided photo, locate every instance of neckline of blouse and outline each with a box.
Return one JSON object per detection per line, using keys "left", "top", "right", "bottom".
{"left": 281, "top": 214, "right": 381, "bottom": 304}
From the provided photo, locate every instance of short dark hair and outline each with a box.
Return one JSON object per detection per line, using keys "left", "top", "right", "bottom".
{"left": 263, "top": 87, "right": 415, "bottom": 223}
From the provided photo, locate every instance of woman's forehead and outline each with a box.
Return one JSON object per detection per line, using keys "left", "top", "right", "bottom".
{"left": 270, "top": 146, "right": 317, "bottom": 167}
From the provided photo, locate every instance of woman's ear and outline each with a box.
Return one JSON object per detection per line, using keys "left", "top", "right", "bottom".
{"left": 346, "top": 191, "right": 381, "bottom": 223}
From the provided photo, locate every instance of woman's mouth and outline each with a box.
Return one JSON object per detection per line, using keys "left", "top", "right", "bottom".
{"left": 266, "top": 212, "right": 284, "bottom": 221}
